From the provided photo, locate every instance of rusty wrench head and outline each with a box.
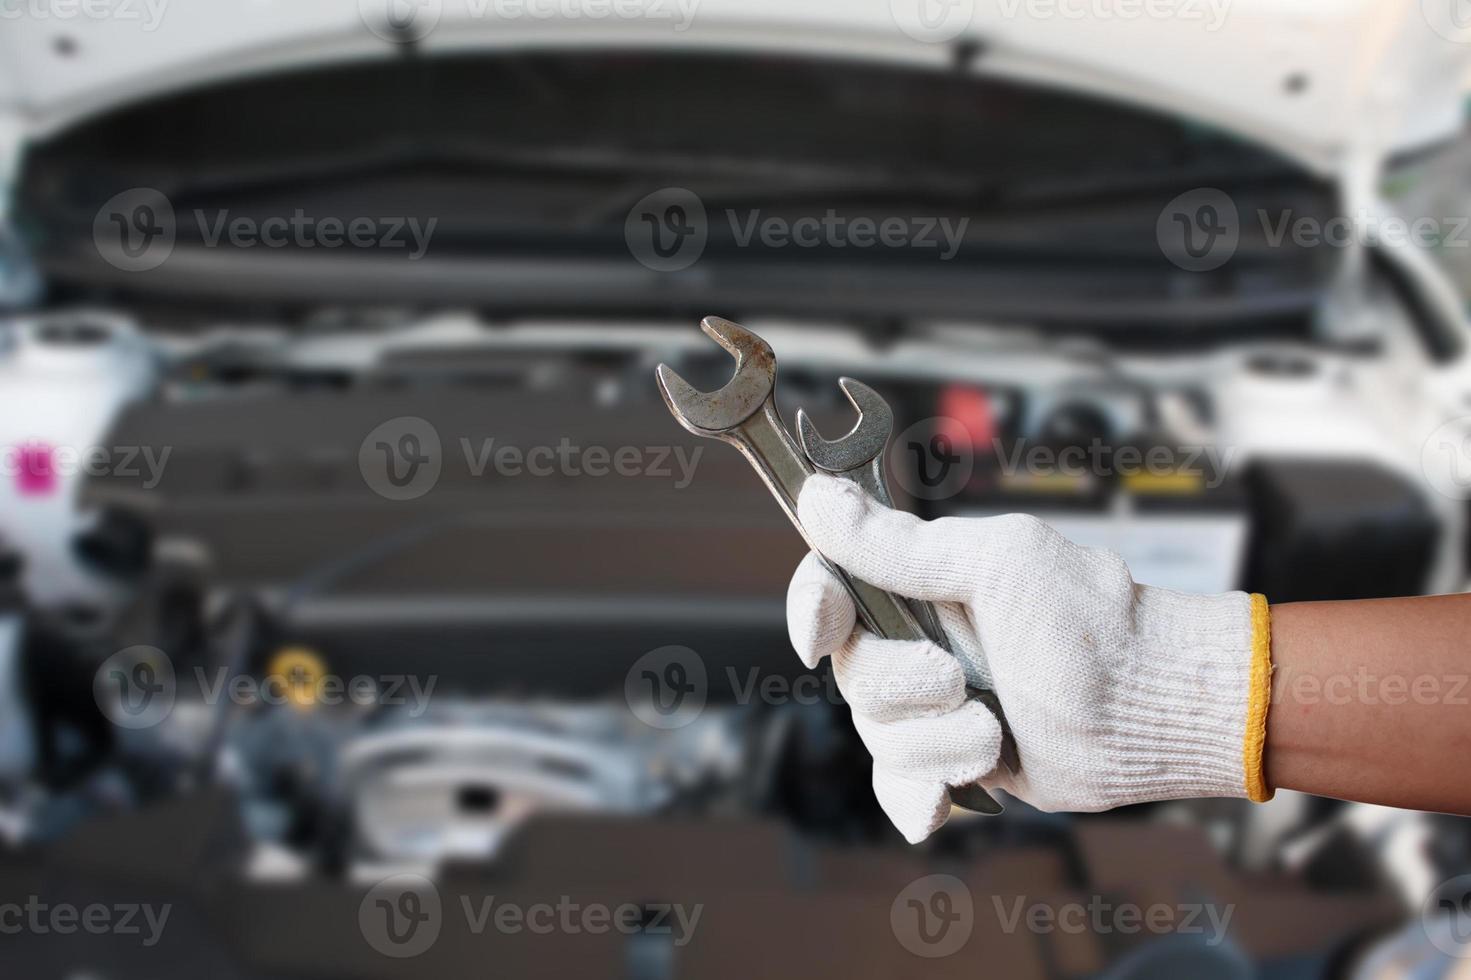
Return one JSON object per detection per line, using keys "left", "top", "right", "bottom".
{"left": 655, "top": 315, "right": 816, "bottom": 538}
{"left": 656, "top": 316, "right": 776, "bottom": 436}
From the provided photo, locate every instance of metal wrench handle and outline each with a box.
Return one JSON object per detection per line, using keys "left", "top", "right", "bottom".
{"left": 719, "top": 399, "right": 1003, "bottom": 816}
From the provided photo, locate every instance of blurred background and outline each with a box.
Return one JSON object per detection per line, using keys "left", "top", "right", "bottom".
{"left": 4, "top": 0, "right": 1471, "bottom": 976}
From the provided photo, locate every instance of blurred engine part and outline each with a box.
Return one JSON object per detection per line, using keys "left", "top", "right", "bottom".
{"left": 0, "top": 548, "right": 32, "bottom": 784}
{"left": 1244, "top": 460, "right": 1438, "bottom": 602}
{"left": 0, "top": 225, "right": 42, "bottom": 310}
{"left": 335, "top": 702, "right": 743, "bottom": 867}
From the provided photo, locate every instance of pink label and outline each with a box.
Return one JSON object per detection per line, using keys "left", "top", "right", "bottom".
{"left": 14, "top": 444, "right": 57, "bottom": 497}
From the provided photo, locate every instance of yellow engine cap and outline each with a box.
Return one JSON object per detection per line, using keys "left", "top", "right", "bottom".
{"left": 265, "top": 647, "right": 328, "bottom": 711}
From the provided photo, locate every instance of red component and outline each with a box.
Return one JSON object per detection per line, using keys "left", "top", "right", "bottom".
{"left": 936, "top": 385, "right": 996, "bottom": 451}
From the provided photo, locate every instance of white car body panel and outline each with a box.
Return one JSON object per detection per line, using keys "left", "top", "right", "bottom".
{"left": 0, "top": 315, "right": 158, "bottom": 607}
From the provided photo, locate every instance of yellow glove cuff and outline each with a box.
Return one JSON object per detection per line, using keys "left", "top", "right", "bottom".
{"left": 1243, "top": 593, "right": 1274, "bottom": 803}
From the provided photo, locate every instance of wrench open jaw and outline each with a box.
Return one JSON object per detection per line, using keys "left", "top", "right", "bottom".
{"left": 656, "top": 316, "right": 814, "bottom": 534}
{"left": 656, "top": 316, "right": 775, "bottom": 438}
{"left": 657, "top": 316, "right": 1005, "bottom": 815}
{"left": 795, "top": 378, "right": 891, "bottom": 479}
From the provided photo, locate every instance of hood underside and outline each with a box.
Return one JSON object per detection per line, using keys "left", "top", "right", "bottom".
{"left": 0, "top": 0, "right": 1468, "bottom": 175}
{"left": 12, "top": 49, "right": 1342, "bottom": 328}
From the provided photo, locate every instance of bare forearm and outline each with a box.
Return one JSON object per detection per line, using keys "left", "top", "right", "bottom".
{"left": 1266, "top": 594, "right": 1471, "bottom": 814}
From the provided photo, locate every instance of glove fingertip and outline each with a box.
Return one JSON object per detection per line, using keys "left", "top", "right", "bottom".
{"left": 872, "top": 770, "right": 951, "bottom": 844}
{"left": 786, "top": 552, "right": 855, "bottom": 668}
{"left": 951, "top": 699, "right": 1007, "bottom": 786}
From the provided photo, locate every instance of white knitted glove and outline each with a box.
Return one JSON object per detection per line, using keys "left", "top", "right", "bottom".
{"left": 787, "top": 474, "right": 1271, "bottom": 843}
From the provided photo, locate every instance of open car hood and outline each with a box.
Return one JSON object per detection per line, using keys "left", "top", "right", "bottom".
{"left": 0, "top": 0, "right": 1467, "bottom": 179}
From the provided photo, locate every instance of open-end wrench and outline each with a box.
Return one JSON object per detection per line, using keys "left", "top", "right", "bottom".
{"left": 796, "top": 380, "right": 1020, "bottom": 778}
{"left": 794, "top": 379, "right": 948, "bottom": 645}
{"left": 656, "top": 316, "right": 1003, "bottom": 815}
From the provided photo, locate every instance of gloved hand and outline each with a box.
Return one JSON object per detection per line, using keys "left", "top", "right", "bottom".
{"left": 787, "top": 474, "right": 1273, "bottom": 843}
